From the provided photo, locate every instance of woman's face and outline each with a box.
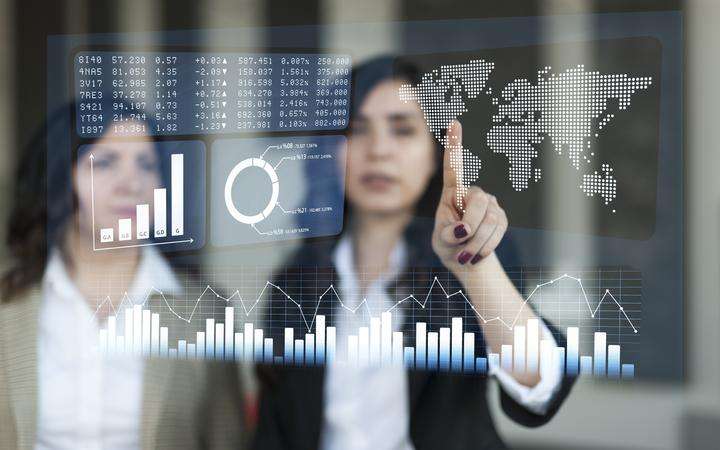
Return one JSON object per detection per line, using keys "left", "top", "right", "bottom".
{"left": 345, "top": 79, "right": 437, "bottom": 216}
{"left": 74, "top": 125, "right": 162, "bottom": 240}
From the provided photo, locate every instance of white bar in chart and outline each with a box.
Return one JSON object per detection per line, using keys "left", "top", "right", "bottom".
{"left": 427, "top": 331, "right": 439, "bottom": 370}
{"left": 178, "top": 340, "right": 187, "bottom": 359}
{"left": 119, "top": 218, "right": 132, "bottom": 241}
{"left": 142, "top": 310, "right": 151, "bottom": 356}
{"left": 622, "top": 364, "right": 635, "bottom": 379}
{"left": 305, "top": 333, "right": 314, "bottom": 366}
{"left": 501, "top": 345, "right": 513, "bottom": 372}
{"left": 136, "top": 204, "right": 149, "bottom": 240}
{"left": 225, "top": 307, "right": 234, "bottom": 359}
{"left": 439, "top": 327, "right": 450, "bottom": 371}
{"left": 264, "top": 338, "right": 273, "bottom": 364}
{"left": 154, "top": 188, "right": 167, "bottom": 238}
{"left": 294, "top": 339, "right": 304, "bottom": 365}
{"left": 526, "top": 319, "right": 539, "bottom": 375}
{"left": 567, "top": 327, "right": 579, "bottom": 376}
{"left": 316, "top": 315, "right": 326, "bottom": 365}
{"left": 369, "top": 317, "right": 381, "bottom": 366}
{"left": 580, "top": 356, "right": 593, "bottom": 375}
{"left": 107, "top": 316, "right": 116, "bottom": 354}
{"left": 404, "top": 347, "right": 415, "bottom": 369}
{"left": 254, "top": 329, "right": 264, "bottom": 361}
{"left": 415, "top": 322, "right": 426, "bottom": 370}
{"left": 381, "top": 312, "right": 392, "bottom": 367}
{"left": 196, "top": 332, "right": 205, "bottom": 359}
{"left": 171, "top": 153, "right": 184, "bottom": 236}
{"left": 488, "top": 353, "right": 500, "bottom": 370}
{"left": 160, "top": 327, "right": 168, "bottom": 357}
{"left": 451, "top": 317, "right": 462, "bottom": 372}
{"left": 326, "top": 326, "right": 336, "bottom": 364}
{"left": 244, "top": 323, "right": 254, "bottom": 362}
{"left": 392, "top": 332, "right": 403, "bottom": 366}
{"left": 234, "top": 333, "right": 243, "bottom": 361}
{"left": 215, "top": 323, "right": 225, "bottom": 360}
{"left": 132, "top": 305, "right": 142, "bottom": 355}
{"left": 463, "top": 332, "right": 474, "bottom": 373}
{"left": 284, "top": 328, "right": 294, "bottom": 364}
{"left": 553, "top": 347, "right": 566, "bottom": 377}
{"left": 151, "top": 313, "right": 160, "bottom": 357}
{"left": 206, "top": 319, "right": 215, "bottom": 359}
{"left": 608, "top": 345, "right": 621, "bottom": 379}
{"left": 513, "top": 325, "right": 526, "bottom": 373}
{"left": 594, "top": 332, "right": 607, "bottom": 377}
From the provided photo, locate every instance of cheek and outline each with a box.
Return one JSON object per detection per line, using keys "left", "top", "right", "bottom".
{"left": 400, "top": 145, "right": 436, "bottom": 195}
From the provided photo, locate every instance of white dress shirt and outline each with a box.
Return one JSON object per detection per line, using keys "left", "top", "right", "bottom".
{"left": 35, "top": 247, "right": 180, "bottom": 450}
{"left": 320, "top": 237, "right": 563, "bottom": 450}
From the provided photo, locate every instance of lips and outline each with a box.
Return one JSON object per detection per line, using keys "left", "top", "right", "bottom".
{"left": 360, "top": 173, "right": 397, "bottom": 190}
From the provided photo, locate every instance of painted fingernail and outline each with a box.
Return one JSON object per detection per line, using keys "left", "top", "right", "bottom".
{"left": 470, "top": 253, "right": 482, "bottom": 265}
{"left": 454, "top": 224, "right": 468, "bottom": 239}
{"left": 458, "top": 251, "right": 472, "bottom": 265}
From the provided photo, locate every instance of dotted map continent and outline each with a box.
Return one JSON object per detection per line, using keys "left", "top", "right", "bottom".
{"left": 400, "top": 61, "right": 652, "bottom": 211}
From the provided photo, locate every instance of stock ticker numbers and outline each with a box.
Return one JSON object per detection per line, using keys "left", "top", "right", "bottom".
{"left": 74, "top": 51, "right": 352, "bottom": 137}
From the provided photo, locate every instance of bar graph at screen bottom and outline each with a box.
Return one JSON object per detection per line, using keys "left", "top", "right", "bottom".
{"left": 97, "top": 305, "right": 637, "bottom": 380}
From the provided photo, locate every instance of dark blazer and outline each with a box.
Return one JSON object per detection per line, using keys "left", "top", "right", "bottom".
{"left": 253, "top": 220, "right": 575, "bottom": 450}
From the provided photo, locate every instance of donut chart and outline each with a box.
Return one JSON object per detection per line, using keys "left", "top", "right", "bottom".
{"left": 224, "top": 157, "right": 279, "bottom": 225}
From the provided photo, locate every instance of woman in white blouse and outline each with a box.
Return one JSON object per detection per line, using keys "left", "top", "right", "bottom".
{"left": 254, "top": 57, "right": 575, "bottom": 450}
{"left": 0, "top": 106, "right": 243, "bottom": 450}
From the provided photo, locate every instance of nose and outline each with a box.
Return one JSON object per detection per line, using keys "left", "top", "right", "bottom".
{"left": 112, "top": 161, "right": 145, "bottom": 196}
{"left": 367, "top": 131, "right": 395, "bottom": 160}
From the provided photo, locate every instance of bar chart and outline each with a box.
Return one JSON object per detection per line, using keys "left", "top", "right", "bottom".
{"left": 94, "top": 268, "right": 641, "bottom": 379}
{"left": 83, "top": 140, "right": 206, "bottom": 251}
{"left": 97, "top": 306, "right": 635, "bottom": 379}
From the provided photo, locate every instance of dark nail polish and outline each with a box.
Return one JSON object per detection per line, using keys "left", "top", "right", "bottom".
{"left": 470, "top": 254, "right": 482, "bottom": 265}
{"left": 458, "top": 251, "right": 472, "bottom": 265}
{"left": 454, "top": 224, "right": 468, "bottom": 239}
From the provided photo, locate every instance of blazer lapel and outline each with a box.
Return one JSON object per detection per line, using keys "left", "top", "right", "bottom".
{"left": 0, "top": 288, "right": 41, "bottom": 450}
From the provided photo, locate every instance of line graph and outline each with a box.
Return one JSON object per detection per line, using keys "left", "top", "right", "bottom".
{"left": 92, "top": 272, "right": 638, "bottom": 333}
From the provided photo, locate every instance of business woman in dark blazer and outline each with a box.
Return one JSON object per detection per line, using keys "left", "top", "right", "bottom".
{"left": 253, "top": 57, "right": 575, "bottom": 450}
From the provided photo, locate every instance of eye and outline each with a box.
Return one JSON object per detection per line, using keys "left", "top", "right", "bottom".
{"left": 92, "top": 155, "right": 115, "bottom": 169}
{"left": 137, "top": 155, "right": 159, "bottom": 173}
{"left": 393, "top": 125, "right": 416, "bottom": 137}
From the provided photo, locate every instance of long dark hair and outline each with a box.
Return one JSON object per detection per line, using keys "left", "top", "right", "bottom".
{"left": 0, "top": 100, "right": 168, "bottom": 301}
{"left": 347, "top": 56, "right": 444, "bottom": 220}
{"left": 295, "top": 56, "right": 444, "bottom": 246}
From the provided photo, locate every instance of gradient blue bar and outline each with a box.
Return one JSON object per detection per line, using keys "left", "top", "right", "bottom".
{"left": 451, "top": 318, "right": 463, "bottom": 372}
{"left": 404, "top": 347, "right": 415, "bottom": 369}
{"left": 608, "top": 345, "right": 621, "bottom": 379}
{"left": 294, "top": 339, "right": 304, "bottom": 366}
{"left": 463, "top": 332, "right": 474, "bottom": 373}
{"left": 439, "top": 328, "right": 450, "bottom": 371}
{"left": 622, "top": 364, "right": 635, "bottom": 380}
{"left": 427, "top": 332, "right": 439, "bottom": 370}
{"left": 580, "top": 356, "right": 593, "bottom": 375}
{"left": 305, "top": 334, "right": 315, "bottom": 366}
{"left": 475, "top": 357, "right": 488, "bottom": 374}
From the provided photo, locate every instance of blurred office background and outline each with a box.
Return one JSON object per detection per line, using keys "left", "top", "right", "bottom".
{"left": 0, "top": 0, "right": 717, "bottom": 448}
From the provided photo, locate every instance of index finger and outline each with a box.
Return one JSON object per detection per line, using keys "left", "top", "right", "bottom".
{"left": 442, "top": 120, "right": 463, "bottom": 190}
